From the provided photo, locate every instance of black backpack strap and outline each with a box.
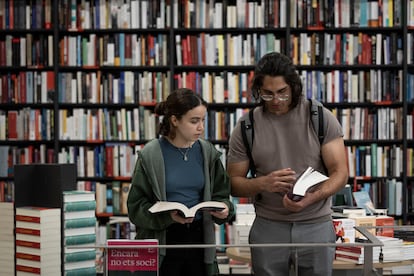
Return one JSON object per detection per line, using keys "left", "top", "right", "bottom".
{"left": 309, "top": 98, "right": 325, "bottom": 145}
{"left": 241, "top": 108, "right": 256, "bottom": 178}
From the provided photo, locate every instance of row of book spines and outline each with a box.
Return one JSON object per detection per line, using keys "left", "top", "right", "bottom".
{"left": 96, "top": 182, "right": 131, "bottom": 215}
{"left": 0, "top": 71, "right": 55, "bottom": 104}
{"left": 59, "top": 0, "right": 169, "bottom": 30}
{"left": 16, "top": 249, "right": 95, "bottom": 263}
{"left": 106, "top": 220, "right": 135, "bottom": 240}
{"left": 1, "top": 109, "right": 53, "bottom": 141}
{"left": 54, "top": 0, "right": 406, "bottom": 30}
{"left": 0, "top": 145, "right": 54, "bottom": 177}
{"left": 2, "top": 70, "right": 408, "bottom": 105}
{"left": 174, "top": 0, "right": 402, "bottom": 28}
{"left": 56, "top": 70, "right": 411, "bottom": 105}
{"left": 4, "top": 71, "right": 410, "bottom": 106}
{"left": 334, "top": 107, "right": 404, "bottom": 140}
{"left": 0, "top": 107, "right": 408, "bottom": 143}
{"left": 59, "top": 33, "right": 168, "bottom": 67}
{"left": 56, "top": 107, "right": 246, "bottom": 141}
{"left": 2, "top": 31, "right": 410, "bottom": 68}
{"left": 58, "top": 107, "right": 157, "bottom": 141}
{"left": 286, "top": 70, "right": 403, "bottom": 104}
{"left": 0, "top": 181, "right": 13, "bottom": 202}
{"left": 60, "top": 71, "right": 252, "bottom": 105}
{"left": 59, "top": 145, "right": 136, "bottom": 178}
{"left": 2, "top": 0, "right": 411, "bottom": 30}
{"left": 290, "top": 32, "right": 403, "bottom": 66}
{"left": 0, "top": 0, "right": 52, "bottom": 30}
{"left": 6, "top": 143, "right": 407, "bottom": 180}
{"left": 347, "top": 144, "right": 403, "bottom": 178}
{"left": 58, "top": 71, "right": 169, "bottom": 104}
{"left": 0, "top": 34, "right": 53, "bottom": 67}
{"left": 174, "top": 32, "right": 405, "bottom": 67}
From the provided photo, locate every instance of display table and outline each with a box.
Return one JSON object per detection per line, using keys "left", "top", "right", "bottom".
{"left": 226, "top": 247, "right": 414, "bottom": 275}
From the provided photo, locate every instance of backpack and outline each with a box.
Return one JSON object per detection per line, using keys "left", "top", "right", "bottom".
{"left": 240, "top": 98, "right": 326, "bottom": 178}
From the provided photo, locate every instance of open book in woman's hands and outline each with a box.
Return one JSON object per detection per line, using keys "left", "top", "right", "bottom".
{"left": 148, "top": 201, "right": 226, "bottom": 218}
{"left": 287, "top": 166, "right": 329, "bottom": 201}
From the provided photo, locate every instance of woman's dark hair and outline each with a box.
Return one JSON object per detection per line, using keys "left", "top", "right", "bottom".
{"left": 251, "top": 52, "right": 303, "bottom": 108}
{"left": 155, "top": 88, "right": 207, "bottom": 137}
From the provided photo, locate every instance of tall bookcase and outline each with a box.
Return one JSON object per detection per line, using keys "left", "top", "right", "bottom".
{"left": 0, "top": 0, "right": 413, "bottom": 225}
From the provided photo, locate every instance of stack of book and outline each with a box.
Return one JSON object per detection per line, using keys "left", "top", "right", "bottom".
{"left": 15, "top": 206, "right": 61, "bottom": 275}
{"left": 335, "top": 245, "right": 381, "bottom": 264}
{"left": 233, "top": 204, "right": 255, "bottom": 254}
{"left": 63, "top": 190, "right": 97, "bottom": 276}
{"left": 0, "top": 202, "right": 14, "bottom": 275}
{"left": 336, "top": 235, "right": 405, "bottom": 264}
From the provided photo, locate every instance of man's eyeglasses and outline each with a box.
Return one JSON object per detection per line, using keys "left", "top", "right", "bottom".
{"left": 259, "top": 88, "right": 290, "bottom": 102}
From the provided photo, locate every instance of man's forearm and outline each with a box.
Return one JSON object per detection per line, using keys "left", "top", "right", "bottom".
{"left": 231, "top": 176, "right": 263, "bottom": 197}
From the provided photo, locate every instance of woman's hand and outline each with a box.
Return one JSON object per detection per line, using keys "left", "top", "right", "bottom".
{"left": 170, "top": 211, "right": 193, "bottom": 224}
{"left": 210, "top": 205, "right": 229, "bottom": 219}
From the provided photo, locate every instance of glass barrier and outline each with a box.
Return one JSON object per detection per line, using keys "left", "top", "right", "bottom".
{"left": 67, "top": 225, "right": 414, "bottom": 276}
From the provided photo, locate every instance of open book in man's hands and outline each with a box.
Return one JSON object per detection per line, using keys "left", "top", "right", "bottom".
{"left": 148, "top": 201, "right": 226, "bottom": 218}
{"left": 287, "top": 166, "right": 329, "bottom": 201}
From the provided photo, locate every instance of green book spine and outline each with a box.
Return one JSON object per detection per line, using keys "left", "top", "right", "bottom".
{"left": 64, "top": 234, "right": 96, "bottom": 245}
{"left": 64, "top": 250, "right": 96, "bottom": 262}
{"left": 112, "top": 181, "right": 121, "bottom": 214}
{"left": 371, "top": 143, "right": 377, "bottom": 177}
{"left": 64, "top": 217, "right": 97, "bottom": 229}
{"left": 64, "top": 266, "right": 96, "bottom": 276}
{"left": 64, "top": 200, "right": 97, "bottom": 212}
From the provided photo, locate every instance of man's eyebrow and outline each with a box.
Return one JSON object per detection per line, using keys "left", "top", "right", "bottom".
{"left": 262, "top": 86, "right": 289, "bottom": 93}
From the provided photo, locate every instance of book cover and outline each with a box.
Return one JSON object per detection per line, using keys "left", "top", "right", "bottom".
{"left": 353, "top": 216, "right": 377, "bottom": 238}
{"left": 64, "top": 226, "right": 96, "bottom": 237}
{"left": 333, "top": 218, "right": 356, "bottom": 243}
{"left": 63, "top": 200, "right": 97, "bottom": 212}
{"left": 64, "top": 267, "right": 97, "bottom": 276}
{"left": 106, "top": 239, "right": 159, "bottom": 276}
{"left": 64, "top": 266, "right": 96, "bottom": 276}
{"left": 63, "top": 217, "right": 97, "bottom": 229}
{"left": 16, "top": 206, "right": 61, "bottom": 222}
{"left": 335, "top": 252, "right": 364, "bottom": 264}
{"left": 64, "top": 233, "right": 96, "bottom": 246}
{"left": 353, "top": 190, "right": 376, "bottom": 215}
{"left": 375, "top": 215, "right": 394, "bottom": 237}
{"left": 287, "top": 166, "right": 329, "bottom": 201}
{"left": 149, "top": 201, "right": 226, "bottom": 218}
{"left": 63, "top": 190, "right": 95, "bottom": 203}
{"left": 64, "top": 249, "right": 96, "bottom": 263}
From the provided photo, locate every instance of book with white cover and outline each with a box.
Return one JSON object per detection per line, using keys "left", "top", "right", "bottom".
{"left": 288, "top": 166, "right": 329, "bottom": 201}
{"left": 149, "top": 201, "right": 226, "bottom": 218}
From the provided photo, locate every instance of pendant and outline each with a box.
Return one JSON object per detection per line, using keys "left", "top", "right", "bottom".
{"left": 184, "top": 155, "right": 188, "bottom": 161}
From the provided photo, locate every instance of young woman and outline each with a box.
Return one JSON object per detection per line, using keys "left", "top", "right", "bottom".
{"left": 127, "top": 88, "right": 234, "bottom": 276}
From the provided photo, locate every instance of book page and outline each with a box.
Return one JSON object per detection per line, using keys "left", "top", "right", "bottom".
{"left": 292, "top": 167, "right": 329, "bottom": 196}
{"left": 149, "top": 201, "right": 226, "bottom": 218}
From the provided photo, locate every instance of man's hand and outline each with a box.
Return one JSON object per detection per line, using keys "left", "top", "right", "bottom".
{"left": 260, "top": 168, "right": 296, "bottom": 194}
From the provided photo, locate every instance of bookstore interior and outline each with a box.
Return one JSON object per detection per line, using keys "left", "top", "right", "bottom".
{"left": 1, "top": 0, "right": 414, "bottom": 275}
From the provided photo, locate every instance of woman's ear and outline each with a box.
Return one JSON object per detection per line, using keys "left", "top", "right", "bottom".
{"left": 170, "top": 115, "right": 178, "bottom": 127}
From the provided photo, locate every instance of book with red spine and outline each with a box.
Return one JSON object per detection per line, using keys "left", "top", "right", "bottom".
{"left": 15, "top": 206, "right": 61, "bottom": 275}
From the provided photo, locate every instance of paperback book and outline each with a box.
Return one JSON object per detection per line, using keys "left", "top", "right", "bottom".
{"left": 149, "top": 201, "right": 226, "bottom": 218}
{"left": 287, "top": 166, "right": 329, "bottom": 201}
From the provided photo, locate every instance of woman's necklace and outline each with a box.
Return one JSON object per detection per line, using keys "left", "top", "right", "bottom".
{"left": 177, "top": 146, "right": 191, "bottom": 161}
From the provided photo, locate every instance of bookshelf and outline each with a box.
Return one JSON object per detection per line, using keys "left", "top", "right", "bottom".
{"left": 0, "top": 0, "right": 414, "bottom": 225}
